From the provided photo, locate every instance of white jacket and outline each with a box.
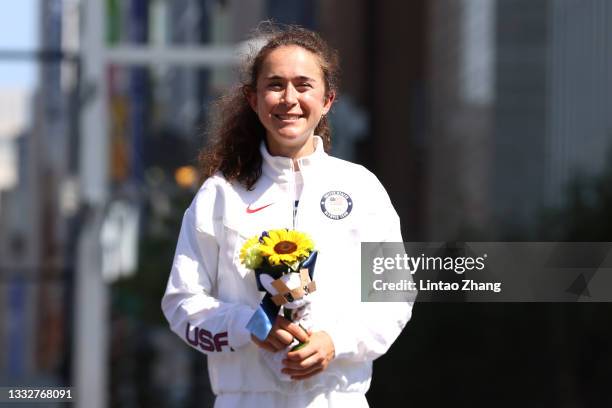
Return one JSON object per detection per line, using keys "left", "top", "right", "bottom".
{"left": 161, "top": 136, "right": 412, "bottom": 397}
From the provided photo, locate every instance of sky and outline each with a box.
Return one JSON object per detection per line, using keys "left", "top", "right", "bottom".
{"left": 0, "top": 0, "right": 39, "bottom": 88}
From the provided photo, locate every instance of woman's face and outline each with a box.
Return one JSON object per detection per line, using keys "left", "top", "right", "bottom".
{"left": 248, "top": 45, "right": 334, "bottom": 158}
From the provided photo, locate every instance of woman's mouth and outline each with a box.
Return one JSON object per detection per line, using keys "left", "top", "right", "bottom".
{"left": 274, "top": 114, "right": 303, "bottom": 122}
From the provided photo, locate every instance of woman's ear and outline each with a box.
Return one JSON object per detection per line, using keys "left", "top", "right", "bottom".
{"left": 322, "top": 90, "right": 336, "bottom": 115}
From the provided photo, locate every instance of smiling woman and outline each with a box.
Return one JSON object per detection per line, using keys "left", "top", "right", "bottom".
{"left": 162, "top": 24, "right": 413, "bottom": 408}
{"left": 246, "top": 45, "right": 334, "bottom": 160}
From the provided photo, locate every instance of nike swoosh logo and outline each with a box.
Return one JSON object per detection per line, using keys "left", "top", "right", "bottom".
{"left": 246, "top": 202, "right": 274, "bottom": 214}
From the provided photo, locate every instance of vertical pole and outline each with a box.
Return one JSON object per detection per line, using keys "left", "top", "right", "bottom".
{"left": 74, "top": 0, "right": 109, "bottom": 407}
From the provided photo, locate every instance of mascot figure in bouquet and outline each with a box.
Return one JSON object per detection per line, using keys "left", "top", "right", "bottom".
{"left": 240, "top": 229, "right": 318, "bottom": 381}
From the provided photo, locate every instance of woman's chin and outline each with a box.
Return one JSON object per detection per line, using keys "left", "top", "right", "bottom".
{"left": 274, "top": 130, "right": 305, "bottom": 142}
{"left": 266, "top": 132, "right": 314, "bottom": 155}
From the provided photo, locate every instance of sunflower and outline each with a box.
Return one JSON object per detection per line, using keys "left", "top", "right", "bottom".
{"left": 239, "top": 236, "right": 263, "bottom": 269}
{"left": 258, "top": 229, "right": 314, "bottom": 267}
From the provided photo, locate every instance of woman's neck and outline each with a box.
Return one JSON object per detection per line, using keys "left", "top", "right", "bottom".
{"left": 265, "top": 136, "right": 316, "bottom": 169}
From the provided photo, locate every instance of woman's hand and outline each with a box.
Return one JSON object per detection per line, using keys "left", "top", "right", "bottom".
{"left": 251, "top": 316, "right": 310, "bottom": 352}
{"left": 282, "top": 331, "right": 335, "bottom": 380}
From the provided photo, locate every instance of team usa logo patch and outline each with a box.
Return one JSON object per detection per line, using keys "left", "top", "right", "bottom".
{"left": 320, "top": 191, "right": 353, "bottom": 220}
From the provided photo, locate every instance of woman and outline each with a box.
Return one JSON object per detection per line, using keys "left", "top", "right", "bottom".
{"left": 162, "top": 25, "right": 412, "bottom": 408}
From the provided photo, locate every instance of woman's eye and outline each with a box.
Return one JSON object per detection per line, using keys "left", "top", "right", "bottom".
{"left": 268, "top": 83, "right": 283, "bottom": 90}
{"left": 297, "top": 83, "right": 312, "bottom": 90}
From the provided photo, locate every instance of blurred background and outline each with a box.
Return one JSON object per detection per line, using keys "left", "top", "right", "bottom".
{"left": 1, "top": 0, "right": 611, "bottom": 407}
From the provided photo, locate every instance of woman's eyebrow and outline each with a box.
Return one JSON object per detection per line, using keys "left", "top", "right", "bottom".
{"left": 294, "top": 76, "right": 317, "bottom": 82}
{"left": 264, "top": 75, "right": 317, "bottom": 82}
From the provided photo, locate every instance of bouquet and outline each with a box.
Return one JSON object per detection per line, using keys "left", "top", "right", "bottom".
{"left": 240, "top": 229, "right": 318, "bottom": 381}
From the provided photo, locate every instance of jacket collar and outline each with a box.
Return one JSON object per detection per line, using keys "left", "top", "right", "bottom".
{"left": 260, "top": 136, "right": 326, "bottom": 183}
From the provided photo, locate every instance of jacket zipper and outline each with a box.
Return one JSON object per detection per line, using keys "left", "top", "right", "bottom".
{"left": 291, "top": 159, "right": 302, "bottom": 230}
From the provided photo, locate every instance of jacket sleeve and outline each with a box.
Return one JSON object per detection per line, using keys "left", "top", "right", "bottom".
{"left": 319, "top": 170, "right": 413, "bottom": 363}
{"left": 161, "top": 182, "right": 255, "bottom": 354}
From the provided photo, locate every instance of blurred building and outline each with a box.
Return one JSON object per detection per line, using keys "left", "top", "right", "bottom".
{"left": 0, "top": 88, "right": 39, "bottom": 383}
{"left": 427, "top": 0, "right": 612, "bottom": 239}
{"left": 494, "top": 0, "right": 612, "bottom": 235}
{"left": 0, "top": 0, "right": 78, "bottom": 387}
{"left": 31, "top": 0, "right": 77, "bottom": 384}
{"left": 426, "top": 0, "right": 494, "bottom": 240}
{"left": 545, "top": 0, "right": 612, "bottom": 205}
{"left": 0, "top": 89, "right": 30, "bottom": 193}
{"left": 491, "top": 0, "right": 549, "bottom": 237}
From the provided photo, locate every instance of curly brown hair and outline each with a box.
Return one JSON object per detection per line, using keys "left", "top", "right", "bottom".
{"left": 199, "top": 24, "right": 340, "bottom": 190}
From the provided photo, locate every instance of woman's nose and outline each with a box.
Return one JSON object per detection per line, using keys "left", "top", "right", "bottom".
{"left": 281, "top": 84, "right": 298, "bottom": 104}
